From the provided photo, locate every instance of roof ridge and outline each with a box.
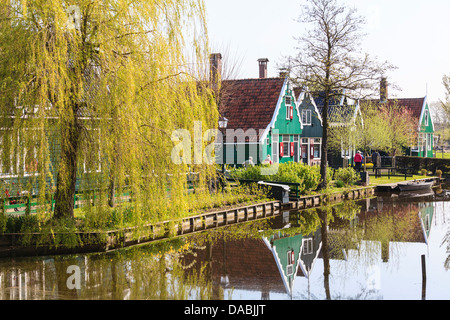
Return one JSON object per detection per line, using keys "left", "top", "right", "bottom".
{"left": 223, "top": 77, "right": 285, "bottom": 82}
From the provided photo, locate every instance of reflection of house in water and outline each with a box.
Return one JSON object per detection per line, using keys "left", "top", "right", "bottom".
{"left": 418, "top": 202, "right": 434, "bottom": 244}
{"left": 182, "top": 214, "right": 323, "bottom": 299}
{"left": 263, "top": 226, "right": 322, "bottom": 297}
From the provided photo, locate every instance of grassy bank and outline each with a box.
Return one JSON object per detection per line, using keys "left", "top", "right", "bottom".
{"left": 0, "top": 162, "right": 439, "bottom": 251}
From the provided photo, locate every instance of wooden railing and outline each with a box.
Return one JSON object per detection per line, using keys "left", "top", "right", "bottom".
{"left": 1, "top": 188, "right": 132, "bottom": 215}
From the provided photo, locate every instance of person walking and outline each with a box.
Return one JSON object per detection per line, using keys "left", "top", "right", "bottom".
{"left": 354, "top": 151, "right": 362, "bottom": 172}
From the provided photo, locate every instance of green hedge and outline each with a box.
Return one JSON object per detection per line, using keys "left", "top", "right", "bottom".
{"left": 395, "top": 156, "right": 450, "bottom": 175}
{"left": 229, "top": 162, "right": 331, "bottom": 195}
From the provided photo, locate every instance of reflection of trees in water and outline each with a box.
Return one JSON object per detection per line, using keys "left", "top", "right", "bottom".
{"left": 2, "top": 196, "right": 449, "bottom": 300}
{"left": 444, "top": 231, "right": 450, "bottom": 271}
{"left": 317, "top": 197, "right": 434, "bottom": 300}
{"left": 0, "top": 238, "right": 217, "bottom": 300}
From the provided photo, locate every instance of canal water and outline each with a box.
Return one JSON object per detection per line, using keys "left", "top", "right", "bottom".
{"left": 0, "top": 185, "right": 449, "bottom": 300}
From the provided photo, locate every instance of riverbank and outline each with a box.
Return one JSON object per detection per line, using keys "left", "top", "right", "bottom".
{"left": 0, "top": 176, "right": 444, "bottom": 258}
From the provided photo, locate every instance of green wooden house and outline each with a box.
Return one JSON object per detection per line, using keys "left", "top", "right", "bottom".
{"left": 409, "top": 97, "right": 434, "bottom": 157}
{"left": 217, "top": 58, "right": 303, "bottom": 166}
{"left": 295, "top": 89, "right": 323, "bottom": 165}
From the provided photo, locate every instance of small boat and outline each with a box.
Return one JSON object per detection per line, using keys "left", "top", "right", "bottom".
{"left": 396, "top": 180, "right": 434, "bottom": 192}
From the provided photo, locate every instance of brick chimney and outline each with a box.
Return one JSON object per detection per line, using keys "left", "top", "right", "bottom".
{"left": 258, "top": 58, "right": 269, "bottom": 78}
{"left": 210, "top": 53, "right": 222, "bottom": 85}
{"left": 380, "top": 77, "right": 388, "bottom": 103}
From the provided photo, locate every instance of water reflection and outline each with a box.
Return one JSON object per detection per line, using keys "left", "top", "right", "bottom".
{"left": 0, "top": 186, "right": 449, "bottom": 300}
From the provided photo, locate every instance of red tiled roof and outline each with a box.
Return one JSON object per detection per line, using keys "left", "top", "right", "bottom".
{"left": 219, "top": 78, "right": 285, "bottom": 141}
{"left": 361, "top": 97, "right": 425, "bottom": 121}
{"left": 181, "top": 238, "right": 288, "bottom": 293}
{"left": 391, "top": 98, "right": 425, "bottom": 120}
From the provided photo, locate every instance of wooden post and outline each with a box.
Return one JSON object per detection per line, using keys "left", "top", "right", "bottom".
{"left": 421, "top": 254, "right": 426, "bottom": 300}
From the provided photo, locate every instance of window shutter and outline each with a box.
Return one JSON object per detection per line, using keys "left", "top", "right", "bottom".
{"left": 290, "top": 142, "right": 294, "bottom": 156}
{"left": 290, "top": 106, "right": 293, "bottom": 120}
{"left": 280, "top": 142, "right": 284, "bottom": 157}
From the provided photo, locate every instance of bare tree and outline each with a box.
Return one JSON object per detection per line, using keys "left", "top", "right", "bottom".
{"left": 284, "top": 0, "right": 394, "bottom": 189}
{"left": 441, "top": 75, "right": 450, "bottom": 119}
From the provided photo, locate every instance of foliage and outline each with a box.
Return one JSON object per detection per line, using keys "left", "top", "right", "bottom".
{"left": 229, "top": 162, "right": 325, "bottom": 194}
{"left": 334, "top": 180, "right": 345, "bottom": 188}
{"left": 442, "top": 74, "right": 450, "bottom": 120}
{"left": 229, "top": 165, "right": 265, "bottom": 180}
{"left": 334, "top": 167, "right": 359, "bottom": 186}
{"left": 272, "top": 162, "right": 321, "bottom": 193}
{"left": 0, "top": 0, "right": 217, "bottom": 223}
{"left": 328, "top": 100, "right": 418, "bottom": 160}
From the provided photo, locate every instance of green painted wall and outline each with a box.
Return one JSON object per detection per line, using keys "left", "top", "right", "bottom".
{"left": 299, "top": 95, "right": 322, "bottom": 138}
{"left": 269, "top": 233, "right": 303, "bottom": 289}
{"left": 266, "top": 84, "right": 303, "bottom": 164}
{"left": 415, "top": 103, "right": 434, "bottom": 158}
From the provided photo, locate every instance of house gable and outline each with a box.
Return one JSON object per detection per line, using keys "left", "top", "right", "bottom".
{"left": 418, "top": 99, "right": 434, "bottom": 133}
{"left": 297, "top": 91, "right": 323, "bottom": 138}
{"left": 270, "top": 80, "right": 303, "bottom": 137}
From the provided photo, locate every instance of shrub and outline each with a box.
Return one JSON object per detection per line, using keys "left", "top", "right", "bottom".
{"left": 272, "top": 162, "right": 321, "bottom": 193}
{"left": 229, "top": 162, "right": 322, "bottom": 194}
{"left": 229, "top": 165, "right": 263, "bottom": 181}
{"left": 334, "top": 180, "right": 345, "bottom": 188}
{"left": 334, "top": 167, "right": 359, "bottom": 186}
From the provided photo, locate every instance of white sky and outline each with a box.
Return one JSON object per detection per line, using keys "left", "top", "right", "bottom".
{"left": 205, "top": 0, "right": 450, "bottom": 103}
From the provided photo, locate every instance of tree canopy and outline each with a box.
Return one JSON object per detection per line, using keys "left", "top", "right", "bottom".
{"left": 0, "top": 0, "right": 217, "bottom": 223}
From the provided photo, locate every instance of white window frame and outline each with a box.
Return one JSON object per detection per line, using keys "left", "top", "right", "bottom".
{"left": 282, "top": 135, "right": 290, "bottom": 158}
{"left": 303, "top": 238, "right": 313, "bottom": 255}
{"left": 285, "top": 96, "right": 292, "bottom": 120}
{"left": 272, "top": 134, "right": 279, "bottom": 163}
{"left": 302, "top": 109, "right": 312, "bottom": 125}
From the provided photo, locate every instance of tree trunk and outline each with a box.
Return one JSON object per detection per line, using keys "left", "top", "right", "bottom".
{"left": 319, "top": 91, "right": 330, "bottom": 190}
{"left": 54, "top": 111, "right": 81, "bottom": 219}
{"left": 108, "top": 176, "right": 116, "bottom": 208}
{"left": 319, "top": 209, "right": 331, "bottom": 300}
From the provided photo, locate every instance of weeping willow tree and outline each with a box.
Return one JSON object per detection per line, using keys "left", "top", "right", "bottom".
{"left": 0, "top": 0, "right": 217, "bottom": 223}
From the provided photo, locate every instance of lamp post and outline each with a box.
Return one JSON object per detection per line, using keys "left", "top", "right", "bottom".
{"left": 219, "top": 117, "right": 228, "bottom": 190}
{"left": 218, "top": 117, "right": 228, "bottom": 173}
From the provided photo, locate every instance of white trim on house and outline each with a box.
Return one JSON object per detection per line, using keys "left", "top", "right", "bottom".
{"left": 259, "top": 78, "right": 304, "bottom": 144}
{"left": 417, "top": 96, "right": 434, "bottom": 132}
{"left": 296, "top": 88, "right": 323, "bottom": 125}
